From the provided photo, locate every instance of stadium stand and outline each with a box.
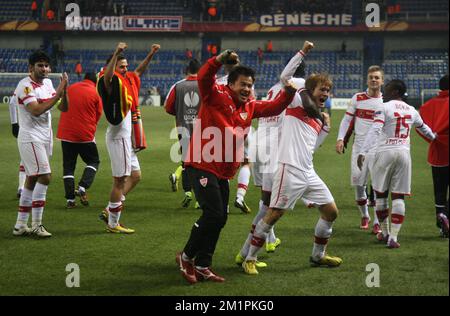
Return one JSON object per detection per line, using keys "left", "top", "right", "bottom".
{"left": 2, "top": 47, "right": 446, "bottom": 101}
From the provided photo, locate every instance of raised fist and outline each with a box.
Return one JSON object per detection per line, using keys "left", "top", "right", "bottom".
{"left": 151, "top": 44, "right": 161, "bottom": 54}
{"left": 116, "top": 42, "right": 128, "bottom": 54}
{"left": 302, "top": 41, "right": 314, "bottom": 54}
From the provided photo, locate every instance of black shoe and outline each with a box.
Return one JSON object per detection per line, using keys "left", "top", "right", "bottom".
{"left": 75, "top": 190, "right": 89, "bottom": 206}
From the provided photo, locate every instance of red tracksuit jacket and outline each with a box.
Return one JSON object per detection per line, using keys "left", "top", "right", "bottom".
{"left": 185, "top": 57, "right": 294, "bottom": 179}
{"left": 419, "top": 90, "right": 449, "bottom": 167}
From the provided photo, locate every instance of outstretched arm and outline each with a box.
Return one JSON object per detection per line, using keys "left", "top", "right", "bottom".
{"left": 135, "top": 44, "right": 160, "bottom": 77}
{"left": 104, "top": 42, "right": 127, "bottom": 95}
{"left": 280, "top": 41, "right": 314, "bottom": 87}
{"left": 253, "top": 88, "right": 295, "bottom": 118}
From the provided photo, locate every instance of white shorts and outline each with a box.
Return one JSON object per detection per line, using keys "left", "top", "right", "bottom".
{"left": 251, "top": 160, "right": 263, "bottom": 187}
{"left": 351, "top": 150, "right": 374, "bottom": 186}
{"left": 106, "top": 137, "right": 141, "bottom": 178}
{"left": 262, "top": 169, "right": 275, "bottom": 193}
{"left": 270, "top": 163, "right": 334, "bottom": 210}
{"left": 371, "top": 150, "right": 411, "bottom": 195}
{"left": 18, "top": 142, "right": 51, "bottom": 176}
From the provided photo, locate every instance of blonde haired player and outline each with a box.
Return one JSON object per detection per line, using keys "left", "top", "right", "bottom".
{"left": 336, "top": 66, "right": 384, "bottom": 233}
{"left": 242, "top": 46, "right": 343, "bottom": 275}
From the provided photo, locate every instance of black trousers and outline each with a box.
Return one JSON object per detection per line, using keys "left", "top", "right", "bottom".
{"left": 178, "top": 134, "right": 192, "bottom": 193}
{"left": 432, "top": 166, "right": 449, "bottom": 215}
{"left": 61, "top": 141, "right": 100, "bottom": 200}
{"left": 183, "top": 167, "right": 229, "bottom": 268}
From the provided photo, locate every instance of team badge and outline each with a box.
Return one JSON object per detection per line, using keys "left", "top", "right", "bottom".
{"left": 239, "top": 112, "right": 248, "bottom": 120}
{"left": 199, "top": 177, "right": 208, "bottom": 187}
{"left": 24, "top": 87, "right": 32, "bottom": 95}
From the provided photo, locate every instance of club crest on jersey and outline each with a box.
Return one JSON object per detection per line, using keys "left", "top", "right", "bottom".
{"left": 24, "top": 87, "right": 32, "bottom": 95}
{"left": 239, "top": 112, "right": 248, "bottom": 120}
{"left": 199, "top": 177, "right": 208, "bottom": 187}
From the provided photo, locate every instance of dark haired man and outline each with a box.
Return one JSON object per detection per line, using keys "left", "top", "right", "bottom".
{"left": 176, "top": 48, "right": 298, "bottom": 284}
{"left": 358, "top": 80, "right": 436, "bottom": 248}
{"left": 418, "top": 74, "right": 449, "bottom": 237}
{"left": 97, "top": 42, "right": 160, "bottom": 234}
{"left": 57, "top": 73, "right": 103, "bottom": 208}
{"left": 166, "top": 59, "right": 202, "bottom": 207}
{"left": 13, "top": 50, "right": 68, "bottom": 237}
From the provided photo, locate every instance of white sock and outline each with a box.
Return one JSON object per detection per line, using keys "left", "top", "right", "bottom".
{"left": 236, "top": 165, "right": 251, "bottom": 201}
{"left": 78, "top": 185, "right": 86, "bottom": 194}
{"left": 372, "top": 207, "right": 380, "bottom": 225}
{"left": 312, "top": 218, "right": 333, "bottom": 260}
{"left": 31, "top": 183, "right": 48, "bottom": 228}
{"left": 15, "top": 187, "right": 33, "bottom": 229}
{"left": 376, "top": 198, "right": 390, "bottom": 236}
{"left": 267, "top": 226, "right": 276, "bottom": 244}
{"left": 18, "top": 170, "right": 26, "bottom": 191}
{"left": 390, "top": 199, "right": 405, "bottom": 242}
{"left": 246, "top": 219, "right": 272, "bottom": 261}
{"left": 240, "top": 200, "right": 267, "bottom": 257}
{"left": 355, "top": 186, "right": 369, "bottom": 218}
{"left": 108, "top": 201, "right": 122, "bottom": 228}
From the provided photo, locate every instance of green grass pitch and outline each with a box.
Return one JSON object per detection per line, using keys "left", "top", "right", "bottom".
{"left": 0, "top": 105, "right": 447, "bottom": 296}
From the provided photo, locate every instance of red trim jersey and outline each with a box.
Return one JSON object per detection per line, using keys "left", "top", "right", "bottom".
{"left": 57, "top": 80, "right": 103, "bottom": 143}
{"left": 278, "top": 88, "right": 328, "bottom": 171}
{"left": 337, "top": 91, "right": 383, "bottom": 153}
{"left": 419, "top": 90, "right": 449, "bottom": 166}
{"left": 184, "top": 57, "right": 294, "bottom": 179}
{"left": 14, "top": 76, "right": 56, "bottom": 143}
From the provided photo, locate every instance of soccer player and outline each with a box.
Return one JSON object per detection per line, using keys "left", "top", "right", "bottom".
{"left": 12, "top": 50, "right": 68, "bottom": 237}
{"left": 418, "top": 74, "right": 449, "bottom": 237}
{"left": 166, "top": 59, "right": 202, "bottom": 208}
{"left": 176, "top": 49, "right": 296, "bottom": 284}
{"left": 235, "top": 45, "right": 310, "bottom": 267}
{"left": 9, "top": 94, "right": 26, "bottom": 199}
{"left": 336, "top": 66, "right": 385, "bottom": 234}
{"left": 56, "top": 72, "right": 103, "bottom": 208}
{"left": 216, "top": 57, "right": 254, "bottom": 214}
{"left": 97, "top": 42, "right": 160, "bottom": 234}
{"left": 357, "top": 80, "right": 436, "bottom": 248}
{"left": 242, "top": 56, "right": 342, "bottom": 276}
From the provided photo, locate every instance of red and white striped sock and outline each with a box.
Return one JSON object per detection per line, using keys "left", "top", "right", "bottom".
{"left": 15, "top": 187, "right": 33, "bottom": 229}
{"left": 246, "top": 219, "right": 272, "bottom": 261}
{"left": 108, "top": 202, "right": 123, "bottom": 228}
{"left": 376, "top": 198, "right": 390, "bottom": 237}
{"left": 31, "top": 183, "right": 48, "bottom": 228}
{"left": 390, "top": 199, "right": 405, "bottom": 242}
{"left": 312, "top": 218, "right": 333, "bottom": 260}
{"left": 236, "top": 165, "right": 250, "bottom": 202}
{"left": 240, "top": 200, "right": 267, "bottom": 257}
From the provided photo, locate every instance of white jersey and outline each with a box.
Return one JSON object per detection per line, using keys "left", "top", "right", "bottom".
{"left": 15, "top": 76, "right": 56, "bottom": 143}
{"left": 361, "top": 100, "right": 435, "bottom": 154}
{"left": 338, "top": 92, "right": 382, "bottom": 153}
{"left": 106, "top": 110, "right": 132, "bottom": 140}
{"left": 278, "top": 89, "right": 326, "bottom": 171}
{"left": 256, "top": 78, "right": 305, "bottom": 172}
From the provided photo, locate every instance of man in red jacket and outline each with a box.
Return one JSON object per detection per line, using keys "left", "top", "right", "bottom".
{"left": 175, "top": 45, "right": 313, "bottom": 284}
{"left": 57, "top": 73, "right": 103, "bottom": 208}
{"left": 419, "top": 74, "right": 449, "bottom": 237}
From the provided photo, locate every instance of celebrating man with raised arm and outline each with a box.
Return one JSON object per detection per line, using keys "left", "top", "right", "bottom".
{"left": 175, "top": 44, "right": 314, "bottom": 284}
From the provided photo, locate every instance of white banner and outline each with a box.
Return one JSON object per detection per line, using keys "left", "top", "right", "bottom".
{"left": 332, "top": 98, "right": 351, "bottom": 110}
